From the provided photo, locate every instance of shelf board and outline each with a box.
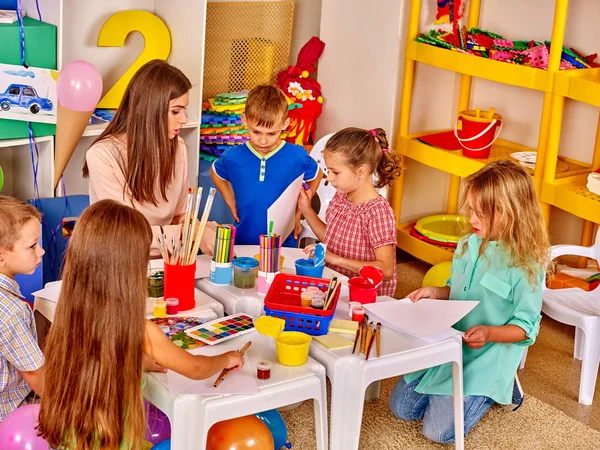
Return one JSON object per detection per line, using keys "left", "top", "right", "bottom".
{"left": 554, "top": 68, "right": 600, "bottom": 108}
{"left": 82, "top": 120, "right": 201, "bottom": 138}
{"left": 405, "top": 41, "right": 555, "bottom": 93}
{"left": 397, "top": 221, "right": 455, "bottom": 265}
{"left": 398, "top": 130, "right": 587, "bottom": 180}
{"left": 0, "top": 135, "right": 54, "bottom": 149}
{"left": 541, "top": 173, "right": 600, "bottom": 224}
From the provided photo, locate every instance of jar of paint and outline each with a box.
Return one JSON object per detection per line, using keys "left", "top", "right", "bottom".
{"left": 232, "top": 257, "right": 259, "bottom": 289}
{"left": 300, "top": 291, "right": 313, "bottom": 307}
{"left": 257, "top": 361, "right": 271, "bottom": 380}
{"left": 348, "top": 301, "right": 361, "bottom": 319}
{"left": 153, "top": 299, "right": 166, "bottom": 318}
{"left": 147, "top": 269, "right": 164, "bottom": 298}
{"left": 311, "top": 297, "right": 324, "bottom": 309}
{"left": 351, "top": 306, "right": 365, "bottom": 322}
{"left": 165, "top": 297, "right": 179, "bottom": 315}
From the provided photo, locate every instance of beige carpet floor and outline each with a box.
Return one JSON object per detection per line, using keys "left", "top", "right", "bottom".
{"left": 278, "top": 253, "right": 600, "bottom": 449}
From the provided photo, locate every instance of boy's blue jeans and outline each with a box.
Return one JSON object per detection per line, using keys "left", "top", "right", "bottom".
{"left": 389, "top": 375, "right": 495, "bottom": 444}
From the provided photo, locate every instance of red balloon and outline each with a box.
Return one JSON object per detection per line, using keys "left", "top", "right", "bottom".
{"left": 207, "top": 415, "right": 274, "bottom": 450}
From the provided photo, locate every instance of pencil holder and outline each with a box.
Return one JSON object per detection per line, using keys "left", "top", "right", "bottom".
{"left": 210, "top": 261, "right": 233, "bottom": 285}
{"left": 164, "top": 262, "right": 196, "bottom": 311}
{"left": 257, "top": 270, "right": 279, "bottom": 295}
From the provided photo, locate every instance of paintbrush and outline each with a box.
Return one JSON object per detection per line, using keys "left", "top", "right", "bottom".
{"left": 213, "top": 341, "right": 252, "bottom": 387}
{"left": 323, "top": 280, "right": 341, "bottom": 310}
{"left": 352, "top": 322, "right": 362, "bottom": 354}
{"left": 186, "top": 188, "right": 216, "bottom": 265}
{"left": 363, "top": 322, "right": 373, "bottom": 354}
{"left": 366, "top": 328, "right": 376, "bottom": 360}
{"left": 376, "top": 322, "right": 381, "bottom": 358}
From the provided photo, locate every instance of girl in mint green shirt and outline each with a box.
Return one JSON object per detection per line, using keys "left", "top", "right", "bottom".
{"left": 389, "top": 160, "right": 550, "bottom": 444}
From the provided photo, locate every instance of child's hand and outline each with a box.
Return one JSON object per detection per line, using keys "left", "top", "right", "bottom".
{"left": 463, "top": 325, "right": 489, "bottom": 349}
{"left": 298, "top": 186, "right": 313, "bottom": 214}
{"left": 407, "top": 287, "right": 444, "bottom": 302}
{"left": 294, "top": 219, "right": 303, "bottom": 239}
{"left": 226, "top": 202, "right": 240, "bottom": 223}
{"left": 224, "top": 351, "right": 245, "bottom": 371}
{"left": 304, "top": 243, "right": 316, "bottom": 258}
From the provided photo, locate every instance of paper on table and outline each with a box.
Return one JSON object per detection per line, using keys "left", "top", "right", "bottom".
{"left": 148, "top": 254, "right": 211, "bottom": 279}
{"left": 267, "top": 174, "right": 304, "bottom": 241}
{"left": 166, "top": 341, "right": 259, "bottom": 395}
{"left": 32, "top": 280, "right": 62, "bottom": 303}
{"left": 364, "top": 298, "right": 479, "bottom": 337}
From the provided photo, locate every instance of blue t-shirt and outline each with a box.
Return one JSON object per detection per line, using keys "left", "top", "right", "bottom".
{"left": 212, "top": 141, "right": 319, "bottom": 246}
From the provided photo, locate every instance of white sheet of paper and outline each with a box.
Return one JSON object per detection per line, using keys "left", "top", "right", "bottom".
{"left": 267, "top": 174, "right": 304, "bottom": 241}
{"left": 167, "top": 342, "right": 258, "bottom": 395}
{"left": 148, "top": 254, "right": 211, "bottom": 279}
{"left": 364, "top": 298, "right": 479, "bottom": 337}
{"left": 32, "top": 280, "right": 62, "bottom": 303}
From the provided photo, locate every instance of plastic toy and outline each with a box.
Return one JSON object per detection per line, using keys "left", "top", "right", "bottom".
{"left": 0, "top": 404, "right": 49, "bottom": 450}
{"left": 207, "top": 415, "right": 274, "bottom": 450}
{"left": 422, "top": 261, "right": 453, "bottom": 288}
{"left": 435, "top": 0, "right": 465, "bottom": 24}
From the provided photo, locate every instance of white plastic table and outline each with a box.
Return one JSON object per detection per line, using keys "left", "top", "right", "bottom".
{"left": 196, "top": 245, "right": 348, "bottom": 317}
{"left": 144, "top": 331, "right": 328, "bottom": 450}
{"left": 309, "top": 297, "right": 465, "bottom": 450}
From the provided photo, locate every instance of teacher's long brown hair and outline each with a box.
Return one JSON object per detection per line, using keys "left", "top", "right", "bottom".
{"left": 37, "top": 200, "right": 152, "bottom": 450}
{"left": 83, "top": 59, "right": 192, "bottom": 206}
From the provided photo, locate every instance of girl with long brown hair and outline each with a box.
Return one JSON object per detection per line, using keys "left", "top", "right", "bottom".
{"left": 37, "top": 200, "right": 243, "bottom": 450}
{"left": 298, "top": 127, "right": 402, "bottom": 296}
{"left": 389, "top": 160, "right": 550, "bottom": 444}
{"left": 83, "top": 59, "right": 217, "bottom": 259}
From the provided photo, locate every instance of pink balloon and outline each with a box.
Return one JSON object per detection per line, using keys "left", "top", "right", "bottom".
{"left": 57, "top": 60, "right": 103, "bottom": 111}
{"left": 0, "top": 404, "right": 49, "bottom": 450}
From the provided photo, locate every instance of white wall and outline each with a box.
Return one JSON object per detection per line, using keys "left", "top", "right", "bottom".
{"left": 317, "top": 0, "right": 600, "bottom": 245}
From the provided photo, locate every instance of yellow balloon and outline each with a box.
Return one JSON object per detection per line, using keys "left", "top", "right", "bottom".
{"left": 422, "top": 261, "right": 452, "bottom": 288}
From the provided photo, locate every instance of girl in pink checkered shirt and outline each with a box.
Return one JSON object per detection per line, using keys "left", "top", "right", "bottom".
{"left": 299, "top": 127, "right": 402, "bottom": 297}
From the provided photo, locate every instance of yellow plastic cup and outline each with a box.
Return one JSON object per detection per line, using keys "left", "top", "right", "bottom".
{"left": 255, "top": 316, "right": 312, "bottom": 366}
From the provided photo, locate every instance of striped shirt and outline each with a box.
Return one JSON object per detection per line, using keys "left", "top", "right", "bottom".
{"left": 0, "top": 274, "right": 44, "bottom": 421}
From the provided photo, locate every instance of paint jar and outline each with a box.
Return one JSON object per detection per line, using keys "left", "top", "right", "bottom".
{"left": 348, "top": 277, "right": 379, "bottom": 304}
{"left": 300, "top": 291, "right": 313, "bottom": 307}
{"left": 210, "top": 261, "right": 233, "bottom": 285}
{"left": 164, "top": 261, "right": 196, "bottom": 311}
{"left": 158, "top": 324, "right": 170, "bottom": 336}
{"left": 348, "top": 301, "right": 361, "bottom": 319}
{"left": 257, "top": 271, "right": 279, "bottom": 295}
{"left": 295, "top": 258, "right": 325, "bottom": 278}
{"left": 147, "top": 269, "right": 164, "bottom": 298}
{"left": 311, "top": 297, "right": 324, "bottom": 309}
{"left": 153, "top": 299, "right": 166, "bottom": 318}
{"left": 351, "top": 306, "right": 365, "bottom": 322}
{"left": 165, "top": 297, "right": 179, "bottom": 315}
{"left": 232, "top": 257, "right": 259, "bottom": 289}
{"left": 257, "top": 361, "right": 272, "bottom": 380}
{"left": 307, "top": 286, "right": 321, "bottom": 295}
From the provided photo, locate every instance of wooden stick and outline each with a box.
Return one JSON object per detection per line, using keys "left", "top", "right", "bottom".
{"left": 376, "top": 322, "right": 381, "bottom": 358}
{"left": 213, "top": 341, "right": 252, "bottom": 387}
{"left": 187, "top": 188, "right": 216, "bottom": 265}
{"left": 180, "top": 188, "right": 194, "bottom": 261}
{"left": 184, "top": 187, "right": 203, "bottom": 262}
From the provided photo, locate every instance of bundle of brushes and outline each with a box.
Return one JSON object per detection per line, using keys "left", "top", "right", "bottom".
{"left": 156, "top": 187, "right": 217, "bottom": 266}
{"left": 352, "top": 315, "right": 382, "bottom": 360}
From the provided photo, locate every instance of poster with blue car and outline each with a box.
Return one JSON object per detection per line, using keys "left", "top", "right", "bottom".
{"left": 0, "top": 62, "right": 57, "bottom": 124}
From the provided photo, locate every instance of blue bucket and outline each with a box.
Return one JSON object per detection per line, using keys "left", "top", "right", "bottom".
{"left": 295, "top": 258, "right": 324, "bottom": 278}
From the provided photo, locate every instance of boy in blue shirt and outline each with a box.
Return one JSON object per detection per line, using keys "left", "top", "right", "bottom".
{"left": 211, "top": 85, "right": 321, "bottom": 246}
{"left": 0, "top": 196, "right": 45, "bottom": 421}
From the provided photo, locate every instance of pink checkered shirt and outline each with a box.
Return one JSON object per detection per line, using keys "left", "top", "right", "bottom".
{"left": 324, "top": 193, "right": 397, "bottom": 297}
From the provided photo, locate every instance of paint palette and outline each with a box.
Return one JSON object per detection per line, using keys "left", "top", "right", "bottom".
{"left": 185, "top": 314, "right": 255, "bottom": 345}
{"left": 150, "top": 317, "right": 208, "bottom": 350}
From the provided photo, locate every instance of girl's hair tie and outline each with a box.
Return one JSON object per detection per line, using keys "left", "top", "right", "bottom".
{"left": 370, "top": 129, "right": 377, "bottom": 137}
{"left": 382, "top": 148, "right": 389, "bottom": 153}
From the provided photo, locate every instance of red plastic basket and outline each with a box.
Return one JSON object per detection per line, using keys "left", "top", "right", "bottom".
{"left": 264, "top": 273, "right": 341, "bottom": 317}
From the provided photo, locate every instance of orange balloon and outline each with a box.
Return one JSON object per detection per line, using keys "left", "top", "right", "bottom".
{"left": 207, "top": 415, "right": 274, "bottom": 450}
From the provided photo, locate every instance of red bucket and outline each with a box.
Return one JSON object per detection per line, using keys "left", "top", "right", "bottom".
{"left": 164, "top": 262, "right": 196, "bottom": 311}
{"left": 454, "top": 108, "right": 502, "bottom": 159}
{"left": 348, "top": 277, "right": 379, "bottom": 304}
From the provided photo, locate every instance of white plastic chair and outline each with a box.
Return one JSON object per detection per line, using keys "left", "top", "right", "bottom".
{"left": 521, "top": 227, "right": 600, "bottom": 405}
{"left": 297, "top": 133, "right": 389, "bottom": 246}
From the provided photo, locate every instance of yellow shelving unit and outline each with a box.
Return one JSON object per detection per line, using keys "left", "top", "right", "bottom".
{"left": 391, "top": 0, "right": 568, "bottom": 264}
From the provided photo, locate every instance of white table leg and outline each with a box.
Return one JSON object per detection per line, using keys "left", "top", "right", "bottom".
{"left": 364, "top": 380, "right": 381, "bottom": 401}
{"left": 452, "top": 358, "right": 464, "bottom": 450}
{"left": 312, "top": 367, "right": 329, "bottom": 450}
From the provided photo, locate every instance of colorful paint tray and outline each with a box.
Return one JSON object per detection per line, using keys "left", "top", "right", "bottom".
{"left": 150, "top": 317, "right": 209, "bottom": 350}
{"left": 415, "top": 214, "right": 469, "bottom": 243}
{"left": 185, "top": 314, "right": 255, "bottom": 345}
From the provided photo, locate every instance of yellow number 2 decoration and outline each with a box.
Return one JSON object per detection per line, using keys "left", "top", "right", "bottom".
{"left": 97, "top": 10, "right": 171, "bottom": 109}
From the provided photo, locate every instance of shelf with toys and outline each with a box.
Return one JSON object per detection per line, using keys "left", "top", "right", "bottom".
{"left": 391, "top": 0, "right": 571, "bottom": 265}
{"left": 553, "top": 68, "right": 600, "bottom": 108}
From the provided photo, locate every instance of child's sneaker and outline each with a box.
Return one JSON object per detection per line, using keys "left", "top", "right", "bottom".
{"left": 511, "top": 374, "right": 524, "bottom": 411}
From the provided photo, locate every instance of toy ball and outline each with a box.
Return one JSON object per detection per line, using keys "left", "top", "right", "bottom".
{"left": 0, "top": 404, "right": 49, "bottom": 450}
{"left": 144, "top": 401, "right": 171, "bottom": 445}
{"left": 317, "top": 96, "right": 323, "bottom": 104}
{"left": 301, "top": 70, "right": 309, "bottom": 78}
{"left": 255, "top": 409, "right": 288, "bottom": 449}
{"left": 422, "top": 261, "right": 452, "bottom": 288}
{"left": 207, "top": 415, "right": 273, "bottom": 450}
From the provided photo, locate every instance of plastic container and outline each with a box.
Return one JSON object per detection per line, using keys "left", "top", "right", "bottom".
{"left": 454, "top": 108, "right": 502, "bottom": 159}
{"left": 263, "top": 274, "right": 341, "bottom": 336}
{"left": 352, "top": 306, "right": 365, "bottom": 322}
{"left": 232, "top": 257, "right": 259, "bottom": 289}
{"left": 348, "top": 301, "right": 361, "bottom": 318}
{"left": 276, "top": 332, "right": 311, "bottom": 366}
{"left": 348, "top": 277, "right": 379, "bottom": 305}
{"left": 147, "top": 269, "right": 164, "bottom": 298}
{"left": 164, "top": 262, "right": 196, "bottom": 311}
{"left": 300, "top": 291, "right": 313, "bottom": 307}
{"left": 153, "top": 299, "right": 166, "bottom": 318}
{"left": 295, "top": 258, "right": 325, "bottom": 278}
{"left": 257, "top": 270, "right": 279, "bottom": 295}
{"left": 210, "top": 261, "right": 233, "bottom": 285}
{"left": 257, "top": 361, "right": 271, "bottom": 380}
{"left": 165, "top": 297, "right": 179, "bottom": 315}
{"left": 311, "top": 297, "right": 324, "bottom": 309}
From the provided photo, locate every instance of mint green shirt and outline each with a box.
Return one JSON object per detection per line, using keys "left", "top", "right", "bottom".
{"left": 405, "top": 234, "right": 543, "bottom": 404}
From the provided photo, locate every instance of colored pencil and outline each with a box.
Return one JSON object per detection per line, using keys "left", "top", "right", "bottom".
{"left": 213, "top": 341, "right": 252, "bottom": 387}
